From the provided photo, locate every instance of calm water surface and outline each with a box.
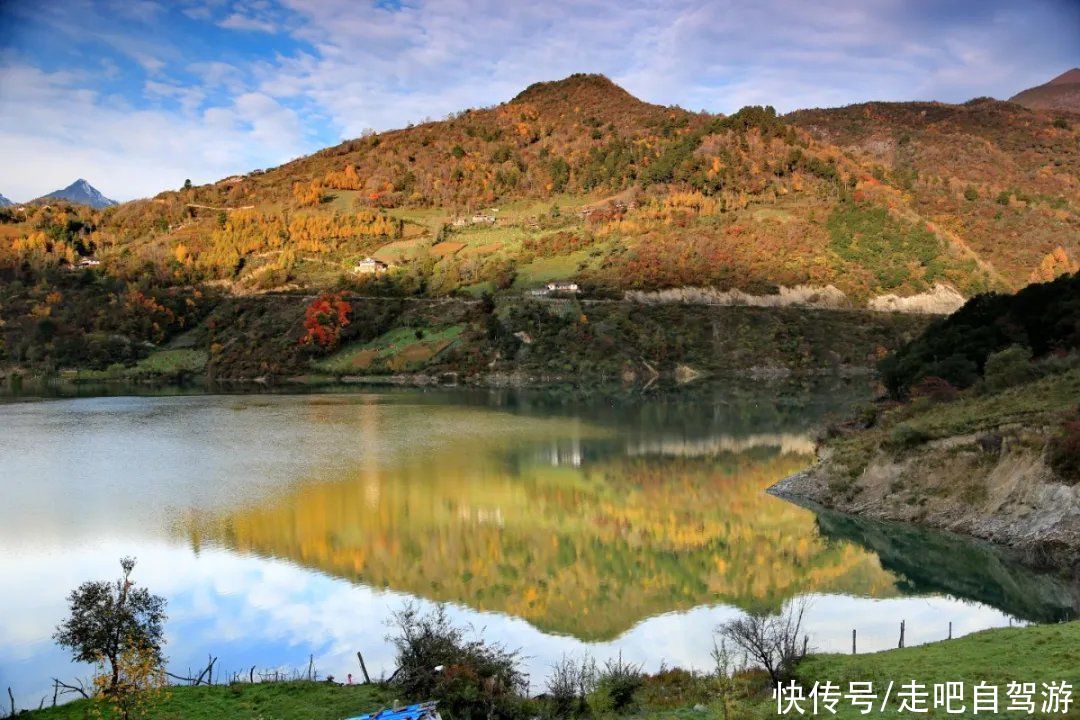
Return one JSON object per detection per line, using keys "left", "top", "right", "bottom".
{"left": 1, "top": 386, "right": 1076, "bottom": 708}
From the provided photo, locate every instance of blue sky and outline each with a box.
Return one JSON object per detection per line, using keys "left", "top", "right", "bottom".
{"left": 0, "top": 0, "right": 1076, "bottom": 202}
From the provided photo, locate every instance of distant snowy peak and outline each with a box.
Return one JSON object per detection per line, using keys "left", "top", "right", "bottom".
{"left": 37, "top": 179, "right": 117, "bottom": 209}
{"left": 0, "top": 193, "right": 13, "bottom": 208}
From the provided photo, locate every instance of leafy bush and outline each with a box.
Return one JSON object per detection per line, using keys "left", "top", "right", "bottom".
{"left": 888, "top": 424, "right": 932, "bottom": 451}
{"left": 633, "top": 667, "right": 712, "bottom": 710}
{"left": 387, "top": 604, "right": 529, "bottom": 720}
{"left": 543, "top": 655, "right": 596, "bottom": 719}
{"left": 879, "top": 273, "right": 1080, "bottom": 398}
{"left": 585, "top": 655, "right": 643, "bottom": 717}
{"left": 983, "top": 344, "right": 1035, "bottom": 391}
{"left": 1048, "top": 420, "right": 1080, "bottom": 485}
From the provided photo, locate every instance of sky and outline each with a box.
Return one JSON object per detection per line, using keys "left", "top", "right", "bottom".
{"left": 0, "top": 0, "right": 1077, "bottom": 202}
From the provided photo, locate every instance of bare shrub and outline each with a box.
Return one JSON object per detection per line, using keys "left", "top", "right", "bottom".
{"left": 717, "top": 599, "right": 809, "bottom": 685}
{"left": 909, "top": 376, "right": 959, "bottom": 403}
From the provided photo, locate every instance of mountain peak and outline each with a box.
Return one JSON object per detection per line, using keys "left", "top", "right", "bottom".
{"left": 1009, "top": 69, "right": 1080, "bottom": 112}
{"left": 1047, "top": 68, "right": 1080, "bottom": 87}
{"left": 511, "top": 73, "right": 636, "bottom": 105}
{"left": 37, "top": 179, "right": 117, "bottom": 209}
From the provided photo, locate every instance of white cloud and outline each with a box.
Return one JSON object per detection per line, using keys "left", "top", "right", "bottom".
{"left": 261, "top": 0, "right": 1078, "bottom": 139}
{"left": 0, "top": 62, "right": 308, "bottom": 201}
{"left": 0, "top": 0, "right": 1076, "bottom": 200}
{"left": 219, "top": 11, "right": 278, "bottom": 33}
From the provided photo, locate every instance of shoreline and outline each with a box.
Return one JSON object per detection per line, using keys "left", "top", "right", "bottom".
{"left": 768, "top": 456, "right": 1080, "bottom": 577}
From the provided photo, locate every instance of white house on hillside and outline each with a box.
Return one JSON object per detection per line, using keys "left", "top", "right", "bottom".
{"left": 353, "top": 257, "right": 389, "bottom": 275}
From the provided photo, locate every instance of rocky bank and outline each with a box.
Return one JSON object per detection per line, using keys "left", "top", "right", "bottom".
{"left": 770, "top": 430, "right": 1080, "bottom": 575}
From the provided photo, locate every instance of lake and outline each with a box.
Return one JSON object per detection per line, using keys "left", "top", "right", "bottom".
{"left": 1, "top": 385, "right": 1077, "bottom": 708}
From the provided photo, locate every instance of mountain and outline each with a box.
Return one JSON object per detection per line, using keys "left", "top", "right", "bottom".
{"left": 1009, "top": 68, "right": 1080, "bottom": 112}
{"left": 35, "top": 179, "right": 117, "bottom": 209}
{"left": 0, "top": 193, "right": 13, "bottom": 207}
{"left": 2, "top": 75, "right": 1078, "bottom": 305}
{"left": 3, "top": 73, "right": 1078, "bottom": 382}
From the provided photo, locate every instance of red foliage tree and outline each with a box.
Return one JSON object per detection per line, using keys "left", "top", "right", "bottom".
{"left": 301, "top": 292, "right": 351, "bottom": 349}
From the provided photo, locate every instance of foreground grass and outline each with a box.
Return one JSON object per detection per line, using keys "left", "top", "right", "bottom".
{"left": 22, "top": 623, "right": 1080, "bottom": 719}
{"left": 24, "top": 681, "right": 392, "bottom": 720}
{"left": 793, "top": 622, "right": 1080, "bottom": 719}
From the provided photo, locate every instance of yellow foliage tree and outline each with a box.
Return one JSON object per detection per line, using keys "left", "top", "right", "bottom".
{"left": 1030, "top": 246, "right": 1078, "bottom": 283}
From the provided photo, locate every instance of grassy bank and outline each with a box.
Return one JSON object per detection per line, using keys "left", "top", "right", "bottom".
{"left": 20, "top": 623, "right": 1080, "bottom": 719}
{"left": 826, "top": 366, "right": 1080, "bottom": 487}
{"left": 793, "top": 621, "right": 1080, "bottom": 720}
{"left": 21, "top": 681, "right": 392, "bottom": 720}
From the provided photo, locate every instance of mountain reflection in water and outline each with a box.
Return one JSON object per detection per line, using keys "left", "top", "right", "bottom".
{"left": 178, "top": 385, "right": 1077, "bottom": 640}
{"left": 2, "top": 383, "right": 1076, "bottom": 709}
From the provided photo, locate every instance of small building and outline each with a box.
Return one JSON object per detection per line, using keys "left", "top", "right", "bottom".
{"left": 451, "top": 209, "right": 498, "bottom": 227}
{"left": 77, "top": 257, "right": 101, "bottom": 268}
{"left": 352, "top": 257, "right": 389, "bottom": 275}
{"left": 527, "top": 281, "right": 580, "bottom": 297}
{"left": 546, "top": 281, "right": 579, "bottom": 294}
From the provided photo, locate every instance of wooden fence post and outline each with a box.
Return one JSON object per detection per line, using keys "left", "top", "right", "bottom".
{"left": 852, "top": 629, "right": 857, "bottom": 655}
{"left": 948, "top": 622, "right": 952, "bottom": 640}
{"left": 898, "top": 620, "right": 905, "bottom": 649}
{"left": 357, "top": 652, "right": 372, "bottom": 684}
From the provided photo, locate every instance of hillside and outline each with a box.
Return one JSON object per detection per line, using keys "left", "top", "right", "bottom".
{"left": 770, "top": 273, "right": 1080, "bottom": 573}
{"left": 1010, "top": 68, "right": 1080, "bottom": 112}
{"left": 9, "top": 75, "right": 1062, "bottom": 298}
{"left": 1, "top": 75, "right": 1078, "bottom": 380}
{"left": 787, "top": 98, "right": 1079, "bottom": 289}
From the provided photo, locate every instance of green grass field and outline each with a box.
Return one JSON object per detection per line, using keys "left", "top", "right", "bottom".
{"left": 513, "top": 252, "right": 589, "bottom": 287}
{"left": 23, "top": 681, "right": 392, "bottom": 720}
{"left": 315, "top": 324, "right": 466, "bottom": 374}
{"left": 793, "top": 622, "right": 1080, "bottom": 719}
{"left": 17, "top": 623, "right": 1080, "bottom": 720}
{"left": 69, "top": 349, "right": 208, "bottom": 382}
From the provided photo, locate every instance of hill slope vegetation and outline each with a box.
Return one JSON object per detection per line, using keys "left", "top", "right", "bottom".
{"left": 1, "top": 74, "right": 1077, "bottom": 379}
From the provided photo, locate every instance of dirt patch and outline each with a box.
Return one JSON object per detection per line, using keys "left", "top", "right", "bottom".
{"left": 350, "top": 349, "right": 378, "bottom": 370}
{"left": 431, "top": 241, "right": 466, "bottom": 257}
{"left": 385, "top": 338, "right": 454, "bottom": 371}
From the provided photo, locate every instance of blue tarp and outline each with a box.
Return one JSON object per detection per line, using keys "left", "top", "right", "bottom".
{"left": 345, "top": 701, "right": 440, "bottom": 720}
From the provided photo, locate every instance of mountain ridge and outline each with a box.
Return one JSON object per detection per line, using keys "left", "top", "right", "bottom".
{"left": 2, "top": 74, "right": 1078, "bottom": 302}
{"left": 1009, "top": 68, "right": 1080, "bottom": 112}
{"left": 34, "top": 178, "right": 117, "bottom": 209}
{"left": 2, "top": 73, "right": 1078, "bottom": 382}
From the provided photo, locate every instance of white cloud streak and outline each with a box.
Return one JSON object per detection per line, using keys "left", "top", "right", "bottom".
{"left": 0, "top": 0, "right": 1077, "bottom": 200}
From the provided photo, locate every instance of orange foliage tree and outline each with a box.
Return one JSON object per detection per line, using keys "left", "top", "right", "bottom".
{"left": 301, "top": 292, "right": 351, "bottom": 349}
